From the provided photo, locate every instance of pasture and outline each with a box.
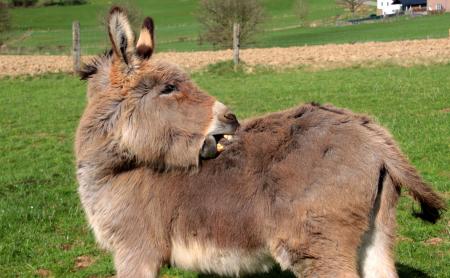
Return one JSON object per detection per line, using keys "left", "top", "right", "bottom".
{"left": 2, "top": 0, "right": 450, "bottom": 54}
{"left": 0, "top": 63, "right": 449, "bottom": 277}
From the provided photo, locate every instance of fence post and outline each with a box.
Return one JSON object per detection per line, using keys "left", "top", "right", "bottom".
{"left": 233, "top": 23, "right": 240, "bottom": 70}
{"left": 72, "top": 21, "right": 81, "bottom": 74}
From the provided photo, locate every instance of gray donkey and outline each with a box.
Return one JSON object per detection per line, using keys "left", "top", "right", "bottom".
{"left": 75, "top": 7, "right": 445, "bottom": 278}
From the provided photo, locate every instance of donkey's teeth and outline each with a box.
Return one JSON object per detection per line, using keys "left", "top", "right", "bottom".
{"left": 224, "top": 135, "right": 233, "bottom": 141}
{"left": 217, "top": 143, "right": 225, "bottom": 152}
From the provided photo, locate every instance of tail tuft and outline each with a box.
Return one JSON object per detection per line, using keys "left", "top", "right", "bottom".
{"left": 385, "top": 159, "right": 446, "bottom": 223}
{"left": 413, "top": 200, "right": 445, "bottom": 224}
{"left": 413, "top": 195, "right": 446, "bottom": 224}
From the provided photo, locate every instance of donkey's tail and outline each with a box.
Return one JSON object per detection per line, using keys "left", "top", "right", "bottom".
{"left": 382, "top": 140, "right": 446, "bottom": 223}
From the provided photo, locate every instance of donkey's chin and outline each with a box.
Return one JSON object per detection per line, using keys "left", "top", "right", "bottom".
{"left": 200, "top": 134, "right": 227, "bottom": 159}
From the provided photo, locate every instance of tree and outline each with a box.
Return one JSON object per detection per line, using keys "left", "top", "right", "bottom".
{"left": 336, "top": 0, "right": 365, "bottom": 16}
{"left": 197, "top": 0, "right": 265, "bottom": 48}
{"left": 0, "top": 2, "right": 10, "bottom": 33}
{"left": 97, "top": 1, "right": 142, "bottom": 31}
{"left": 9, "top": 0, "right": 38, "bottom": 7}
{"left": 293, "top": 0, "right": 309, "bottom": 26}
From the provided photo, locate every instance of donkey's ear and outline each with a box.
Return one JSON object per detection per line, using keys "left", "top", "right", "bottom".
{"left": 108, "top": 6, "right": 135, "bottom": 65}
{"left": 136, "top": 17, "right": 155, "bottom": 59}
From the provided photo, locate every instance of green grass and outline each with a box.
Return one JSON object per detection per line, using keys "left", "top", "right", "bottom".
{"left": 257, "top": 14, "right": 450, "bottom": 48}
{"left": 0, "top": 63, "right": 449, "bottom": 277}
{"left": 2, "top": 0, "right": 450, "bottom": 54}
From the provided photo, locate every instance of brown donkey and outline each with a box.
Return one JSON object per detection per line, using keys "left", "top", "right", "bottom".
{"left": 75, "top": 7, "right": 445, "bottom": 278}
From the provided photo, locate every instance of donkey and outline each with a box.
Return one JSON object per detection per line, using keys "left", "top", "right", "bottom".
{"left": 75, "top": 7, "right": 445, "bottom": 278}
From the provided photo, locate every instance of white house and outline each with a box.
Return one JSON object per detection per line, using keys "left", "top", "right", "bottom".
{"left": 377, "top": 0, "right": 403, "bottom": 15}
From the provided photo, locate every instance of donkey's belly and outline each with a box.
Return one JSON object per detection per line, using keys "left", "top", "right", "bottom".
{"left": 170, "top": 239, "right": 274, "bottom": 276}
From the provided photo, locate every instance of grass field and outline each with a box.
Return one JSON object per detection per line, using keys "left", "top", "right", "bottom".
{"left": 0, "top": 63, "right": 449, "bottom": 277}
{"left": 1, "top": 0, "right": 450, "bottom": 54}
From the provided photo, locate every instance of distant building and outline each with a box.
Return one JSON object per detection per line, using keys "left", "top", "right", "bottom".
{"left": 427, "top": 0, "right": 449, "bottom": 11}
{"left": 398, "top": 0, "right": 427, "bottom": 9}
{"left": 377, "top": 0, "right": 402, "bottom": 15}
{"left": 378, "top": 0, "right": 448, "bottom": 14}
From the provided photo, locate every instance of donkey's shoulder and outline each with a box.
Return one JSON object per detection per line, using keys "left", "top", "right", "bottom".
{"left": 241, "top": 102, "right": 375, "bottom": 132}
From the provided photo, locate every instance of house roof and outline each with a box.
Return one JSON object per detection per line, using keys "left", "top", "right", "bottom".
{"left": 399, "top": 0, "right": 427, "bottom": 5}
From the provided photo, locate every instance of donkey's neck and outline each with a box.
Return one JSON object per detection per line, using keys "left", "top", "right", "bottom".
{"left": 76, "top": 134, "right": 131, "bottom": 183}
{"left": 76, "top": 136, "right": 199, "bottom": 190}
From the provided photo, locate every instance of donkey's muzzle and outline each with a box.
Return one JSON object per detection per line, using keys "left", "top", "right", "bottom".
{"left": 200, "top": 106, "right": 239, "bottom": 159}
{"left": 222, "top": 112, "right": 238, "bottom": 125}
{"left": 210, "top": 104, "right": 240, "bottom": 136}
{"left": 219, "top": 112, "right": 239, "bottom": 133}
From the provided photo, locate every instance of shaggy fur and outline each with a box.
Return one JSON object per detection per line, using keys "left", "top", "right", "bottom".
{"left": 75, "top": 7, "right": 446, "bottom": 278}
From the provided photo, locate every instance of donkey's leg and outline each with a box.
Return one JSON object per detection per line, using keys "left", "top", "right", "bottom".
{"left": 284, "top": 254, "right": 360, "bottom": 278}
{"left": 271, "top": 217, "right": 363, "bottom": 278}
{"left": 289, "top": 252, "right": 359, "bottom": 278}
{"left": 359, "top": 175, "right": 399, "bottom": 278}
{"left": 114, "top": 247, "right": 163, "bottom": 278}
{"left": 272, "top": 242, "right": 360, "bottom": 278}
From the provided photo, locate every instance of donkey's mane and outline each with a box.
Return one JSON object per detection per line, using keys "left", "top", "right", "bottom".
{"left": 79, "top": 49, "right": 113, "bottom": 80}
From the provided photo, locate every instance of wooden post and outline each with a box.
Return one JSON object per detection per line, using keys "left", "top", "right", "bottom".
{"left": 72, "top": 21, "right": 81, "bottom": 74}
{"left": 233, "top": 23, "right": 240, "bottom": 70}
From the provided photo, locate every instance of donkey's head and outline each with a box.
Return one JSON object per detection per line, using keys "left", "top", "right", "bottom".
{"left": 78, "top": 7, "right": 239, "bottom": 170}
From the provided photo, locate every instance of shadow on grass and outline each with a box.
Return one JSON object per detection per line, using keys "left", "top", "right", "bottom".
{"left": 397, "top": 263, "right": 431, "bottom": 278}
{"left": 198, "top": 263, "right": 430, "bottom": 278}
{"left": 199, "top": 265, "right": 295, "bottom": 278}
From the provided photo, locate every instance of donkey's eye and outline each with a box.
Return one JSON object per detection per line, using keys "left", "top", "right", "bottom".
{"left": 161, "top": 84, "right": 177, "bottom": 95}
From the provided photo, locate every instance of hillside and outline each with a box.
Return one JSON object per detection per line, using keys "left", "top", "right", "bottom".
{"left": 0, "top": 0, "right": 449, "bottom": 54}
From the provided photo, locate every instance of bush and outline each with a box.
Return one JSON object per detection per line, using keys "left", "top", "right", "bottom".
{"left": 9, "top": 0, "right": 37, "bottom": 7}
{"left": 97, "top": 2, "right": 142, "bottom": 30}
{"left": 197, "top": 0, "right": 265, "bottom": 48}
{"left": 41, "top": 0, "right": 86, "bottom": 6}
{"left": 336, "top": 0, "right": 365, "bottom": 16}
{"left": 0, "top": 2, "right": 10, "bottom": 33}
{"left": 205, "top": 60, "right": 246, "bottom": 75}
{"left": 293, "top": 0, "right": 309, "bottom": 26}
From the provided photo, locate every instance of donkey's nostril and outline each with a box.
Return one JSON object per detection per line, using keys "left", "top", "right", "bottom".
{"left": 224, "top": 113, "right": 238, "bottom": 124}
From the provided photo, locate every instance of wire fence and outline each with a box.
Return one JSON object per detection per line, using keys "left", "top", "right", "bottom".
{"left": 0, "top": 25, "right": 108, "bottom": 55}
{"left": 0, "top": 20, "right": 347, "bottom": 55}
{"left": 0, "top": 28, "right": 352, "bottom": 55}
{"left": 0, "top": 14, "right": 448, "bottom": 55}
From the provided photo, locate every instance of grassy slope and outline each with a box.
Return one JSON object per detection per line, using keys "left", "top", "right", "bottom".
{"left": 2, "top": 0, "right": 450, "bottom": 54}
{"left": 0, "top": 64, "right": 449, "bottom": 277}
{"left": 257, "top": 14, "right": 450, "bottom": 48}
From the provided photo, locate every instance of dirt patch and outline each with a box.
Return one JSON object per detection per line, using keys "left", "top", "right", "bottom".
{"left": 396, "top": 235, "right": 413, "bottom": 242}
{"left": 1, "top": 38, "right": 450, "bottom": 76}
{"left": 74, "top": 255, "right": 96, "bottom": 270}
{"left": 36, "top": 269, "right": 52, "bottom": 277}
{"left": 60, "top": 243, "right": 73, "bottom": 251}
{"left": 424, "top": 237, "right": 444, "bottom": 245}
